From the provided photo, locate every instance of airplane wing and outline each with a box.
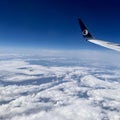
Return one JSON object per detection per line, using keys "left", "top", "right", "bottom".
{"left": 78, "top": 18, "right": 120, "bottom": 52}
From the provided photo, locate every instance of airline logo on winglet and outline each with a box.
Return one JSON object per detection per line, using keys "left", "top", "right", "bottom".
{"left": 82, "top": 29, "right": 88, "bottom": 36}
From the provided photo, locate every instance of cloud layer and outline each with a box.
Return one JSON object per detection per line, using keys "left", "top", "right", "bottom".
{"left": 0, "top": 54, "right": 120, "bottom": 120}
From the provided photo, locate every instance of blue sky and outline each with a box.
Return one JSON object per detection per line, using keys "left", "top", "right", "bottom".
{"left": 0, "top": 0, "right": 120, "bottom": 50}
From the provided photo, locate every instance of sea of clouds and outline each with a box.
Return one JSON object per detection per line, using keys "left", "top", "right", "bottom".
{"left": 0, "top": 50, "right": 120, "bottom": 120}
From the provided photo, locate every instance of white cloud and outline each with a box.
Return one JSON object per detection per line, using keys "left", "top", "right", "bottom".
{"left": 0, "top": 53, "right": 120, "bottom": 120}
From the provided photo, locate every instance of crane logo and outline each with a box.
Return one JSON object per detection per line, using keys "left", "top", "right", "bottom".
{"left": 82, "top": 29, "right": 88, "bottom": 36}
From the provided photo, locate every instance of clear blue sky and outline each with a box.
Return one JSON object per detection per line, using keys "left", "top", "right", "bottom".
{"left": 0, "top": 0, "right": 120, "bottom": 50}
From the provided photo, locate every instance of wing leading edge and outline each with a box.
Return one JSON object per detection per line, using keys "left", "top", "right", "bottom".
{"left": 78, "top": 18, "right": 120, "bottom": 52}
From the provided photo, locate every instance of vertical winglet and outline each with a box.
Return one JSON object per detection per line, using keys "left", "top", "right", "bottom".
{"left": 78, "top": 18, "right": 94, "bottom": 40}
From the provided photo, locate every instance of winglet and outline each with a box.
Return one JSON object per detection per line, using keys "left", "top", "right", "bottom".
{"left": 78, "top": 18, "right": 94, "bottom": 40}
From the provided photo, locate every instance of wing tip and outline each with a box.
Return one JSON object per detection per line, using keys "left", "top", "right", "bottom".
{"left": 78, "top": 18, "right": 94, "bottom": 40}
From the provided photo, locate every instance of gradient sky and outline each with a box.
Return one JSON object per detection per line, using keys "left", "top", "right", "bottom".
{"left": 0, "top": 0, "right": 120, "bottom": 50}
